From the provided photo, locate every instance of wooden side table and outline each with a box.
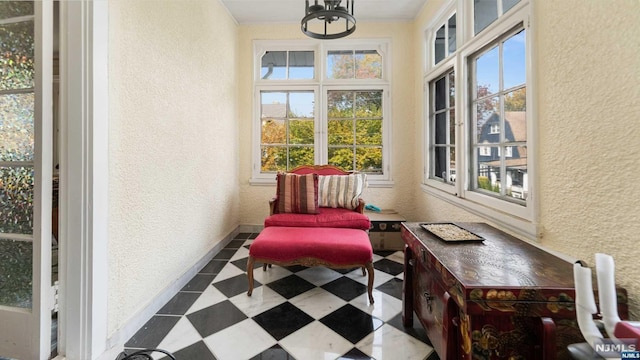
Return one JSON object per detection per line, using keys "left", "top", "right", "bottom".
{"left": 366, "top": 211, "right": 405, "bottom": 250}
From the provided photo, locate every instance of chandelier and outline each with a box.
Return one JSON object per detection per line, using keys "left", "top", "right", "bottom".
{"left": 301, "top": 0, "right": 356, "bottom": 40}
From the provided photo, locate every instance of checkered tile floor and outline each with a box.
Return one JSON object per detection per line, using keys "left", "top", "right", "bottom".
{"left": 123, "top": 232, "right": 439, "bottom": 360}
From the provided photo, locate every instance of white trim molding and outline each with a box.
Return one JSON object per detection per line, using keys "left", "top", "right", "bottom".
{"left": 58, "top": 0, "right": 109, "bottom": 358}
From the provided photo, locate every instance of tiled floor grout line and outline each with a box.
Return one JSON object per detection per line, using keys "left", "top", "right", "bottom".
{"left": 122, "top": 233, "right": 438, "bottom": 360}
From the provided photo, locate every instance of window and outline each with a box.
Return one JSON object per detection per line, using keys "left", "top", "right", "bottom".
{"left": 471, "top": 28, "right": 527, "bottom": 203}
{"left": 0, "top": 3, "right": 36, "bottom": 308}
{"left": 474, "top": 0, "right": 521, "bottom": 35}
{"left": 327, "top": 90, "right": 383, "bottom": 174}
{"left": 423, "top": 0, "right": 533, "bottom": 235}
{"left": 327, "top": 50, "right": 382, "bottom": 80}
{"left": 434, "top": 13, "right": 456, "bottom": 65}
{"left": 261, "top": 50, "right": 314, "bottom": 80}
{"left": 260, "top": 90, "right": 315, "bottom": 171}
{"left": 428, "top": 70, "right": 455, "bottom": 184}
{"left": 253, "top": 40, "right": 390, "bottom": 185}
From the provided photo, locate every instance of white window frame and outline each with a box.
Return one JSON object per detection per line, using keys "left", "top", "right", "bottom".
{"left": 251, "top": 39, "right": 392, "bottom": 187}
{"left": 422, "top": 0, "right": 537, "bottom": 239}
{"left": 256, "top": 85, "right": 321, "bottom": 170}
{"left": 425, "top": 67, "right": 457, "bottom": 190}
{"left": 423, "top": 2, "right": 458, "bottom": 195}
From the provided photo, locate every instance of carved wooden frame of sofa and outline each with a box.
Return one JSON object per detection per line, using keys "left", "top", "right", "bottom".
{"left": 246, "top": 165, "right": 375, "bottom": 304}
{"left": 268, "top": 165, "right": 366, "bottom": 215}
{"left": 264, "top": 165, "right": 370, "bottom": 229}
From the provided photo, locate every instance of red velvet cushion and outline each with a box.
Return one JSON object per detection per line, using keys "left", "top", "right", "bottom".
{"left": 250, "top": 227, "right": 372, "bottom": 265}
{"left": 264, "top": 207, "right": 371, "bottom": 230}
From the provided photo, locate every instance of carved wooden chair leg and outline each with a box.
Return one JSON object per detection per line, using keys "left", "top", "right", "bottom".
{"left": 366, "top": 262, "right": 375, "bottom": 304}
{"left": 361, "top": 266, "right": 366, "bottom": 276}
{"left": 262, "top": 263, "right": 267, "bottom": 271}
{"left": 247, "top": 256, "right": 255, "bottom": 296}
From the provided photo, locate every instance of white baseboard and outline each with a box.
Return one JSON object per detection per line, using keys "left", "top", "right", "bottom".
{"left": 96, "top": 227, "right": 240, "bottom": 360}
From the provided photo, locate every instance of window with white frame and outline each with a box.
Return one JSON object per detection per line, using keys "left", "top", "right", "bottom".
{"left": 424, "top": 0, "right": 532, "bottom": 234}
{"left": 260, "top": 90, "right": 315, "bottom": 171}
{"left": 428, "top": 70, "right": 456, "bottom": 184}
{"left": 253, "top": 40, "right": 390, "bottom": 184}
{"left": 471, "top": 28, "right": 527, "bottom": 203}
{"left": 434, "top": 13, "right": 456, "bottom": 65}
{"left": 474, "top": 0, "right": 521, "bottom": 35}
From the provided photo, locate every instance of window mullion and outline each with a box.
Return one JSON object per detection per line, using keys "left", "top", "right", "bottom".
{"left": 317, "top": 86, "right": 324, "bottom": 165}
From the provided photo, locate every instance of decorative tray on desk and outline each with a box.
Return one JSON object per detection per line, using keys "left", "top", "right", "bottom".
{"left": 420, "top": 223, "right": 485, "bottom": 242}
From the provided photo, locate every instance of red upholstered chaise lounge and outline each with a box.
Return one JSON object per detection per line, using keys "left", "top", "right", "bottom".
{"left": 246, "top": 165, "right": 375, "bottom": 304}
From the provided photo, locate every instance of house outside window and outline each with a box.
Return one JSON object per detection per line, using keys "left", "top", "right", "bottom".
{"left": 423, "top": 0, "right": 534, "bottom": 237}
{"left": 472, "top": 28, "right": 527, "bottom": 203}
{"left": 252, "top": 40, "right": 391, "bottom": 186}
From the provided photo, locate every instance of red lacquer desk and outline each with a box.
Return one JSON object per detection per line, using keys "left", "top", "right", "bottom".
{"left": 401, "top": 222, "right": 628, "bottom": 360}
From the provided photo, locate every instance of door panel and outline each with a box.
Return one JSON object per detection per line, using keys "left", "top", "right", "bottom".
{"left": 0, "top": 1, "right": 52, "bottom": 358}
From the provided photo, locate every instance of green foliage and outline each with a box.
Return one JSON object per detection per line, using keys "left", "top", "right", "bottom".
{"left": 328, "top": 51, "right": 382, "bottom": 80}
{"left": 260, "top": 51, "right": 384, "bottom": 174}
{"left": 505, "top": 87, "right": 526, "bottom": 111}
{"left": 477, "top": 176, "right": 499, "bottom": 193}
{"left": 478, "top": 176, "right": 490, "bottom": 189}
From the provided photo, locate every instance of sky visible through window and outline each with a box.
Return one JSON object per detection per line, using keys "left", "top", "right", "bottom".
{"left": 475, "top": 30, "right": 525, "bottom": 94}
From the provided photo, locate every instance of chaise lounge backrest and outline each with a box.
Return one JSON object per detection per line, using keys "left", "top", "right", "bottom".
{"left": 265, "top": 165, "right": 370, "bottom": 230}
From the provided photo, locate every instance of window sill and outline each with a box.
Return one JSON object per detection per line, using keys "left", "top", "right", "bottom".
{"left": 420, "top": 183, "right": 538, "bottom": 241}
{"left": 249, "top": 177, "right": 395, "bottom": 188}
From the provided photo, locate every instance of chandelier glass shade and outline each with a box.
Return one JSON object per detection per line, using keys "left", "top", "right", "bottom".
{"left": 301, "top": 0, "right": 356, "bottom": 40}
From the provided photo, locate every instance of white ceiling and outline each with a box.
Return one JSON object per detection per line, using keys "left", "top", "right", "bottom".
{"left": 220, "top": 0, "right": 427, "bottom": 24}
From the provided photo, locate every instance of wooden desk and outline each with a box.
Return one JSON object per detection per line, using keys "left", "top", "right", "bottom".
{"left": 401, "top": 222, "right": 624, "bottom": 360}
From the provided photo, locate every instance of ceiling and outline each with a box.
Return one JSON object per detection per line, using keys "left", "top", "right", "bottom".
{"left": 220, "top": 0, "right": 427, "bottom": 24}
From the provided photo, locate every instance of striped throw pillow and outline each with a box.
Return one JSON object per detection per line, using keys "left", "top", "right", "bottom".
{"left": 318, "top": 174, "right": 367, "bottom": 210}
{"left": 276, "top": 173, "right": 319, "bottom": 214}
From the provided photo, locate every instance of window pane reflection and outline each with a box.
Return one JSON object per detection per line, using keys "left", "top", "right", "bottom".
{"left": 435, "top": 25, "right": 445, "bottom": 64}
{"left": 474, "top": 0, "right": 498, "bottom": 34}
{"left": 448, "top": 14, "right": 457, "bottom": 54}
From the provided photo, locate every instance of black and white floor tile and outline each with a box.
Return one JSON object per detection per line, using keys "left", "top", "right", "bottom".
{"left": 123, "top": 232, "right": 439, "bottom": 360}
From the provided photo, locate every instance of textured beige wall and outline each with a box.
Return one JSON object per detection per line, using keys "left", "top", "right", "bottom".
{"left": 535, "top": 0, "right": 640, "bottom": 318}
{"left": 237, "top": 22, "right": 417, "bottom": 226}
{"left": 108, "top": 0, "right": 239, "bottom": 334}
{"left": 412, "top": 0, "right": 640, "bottom": 317}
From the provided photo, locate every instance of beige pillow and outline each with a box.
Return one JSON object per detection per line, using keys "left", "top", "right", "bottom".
{"left": 317, "top": 173, "right": 366, "bottom": 210}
